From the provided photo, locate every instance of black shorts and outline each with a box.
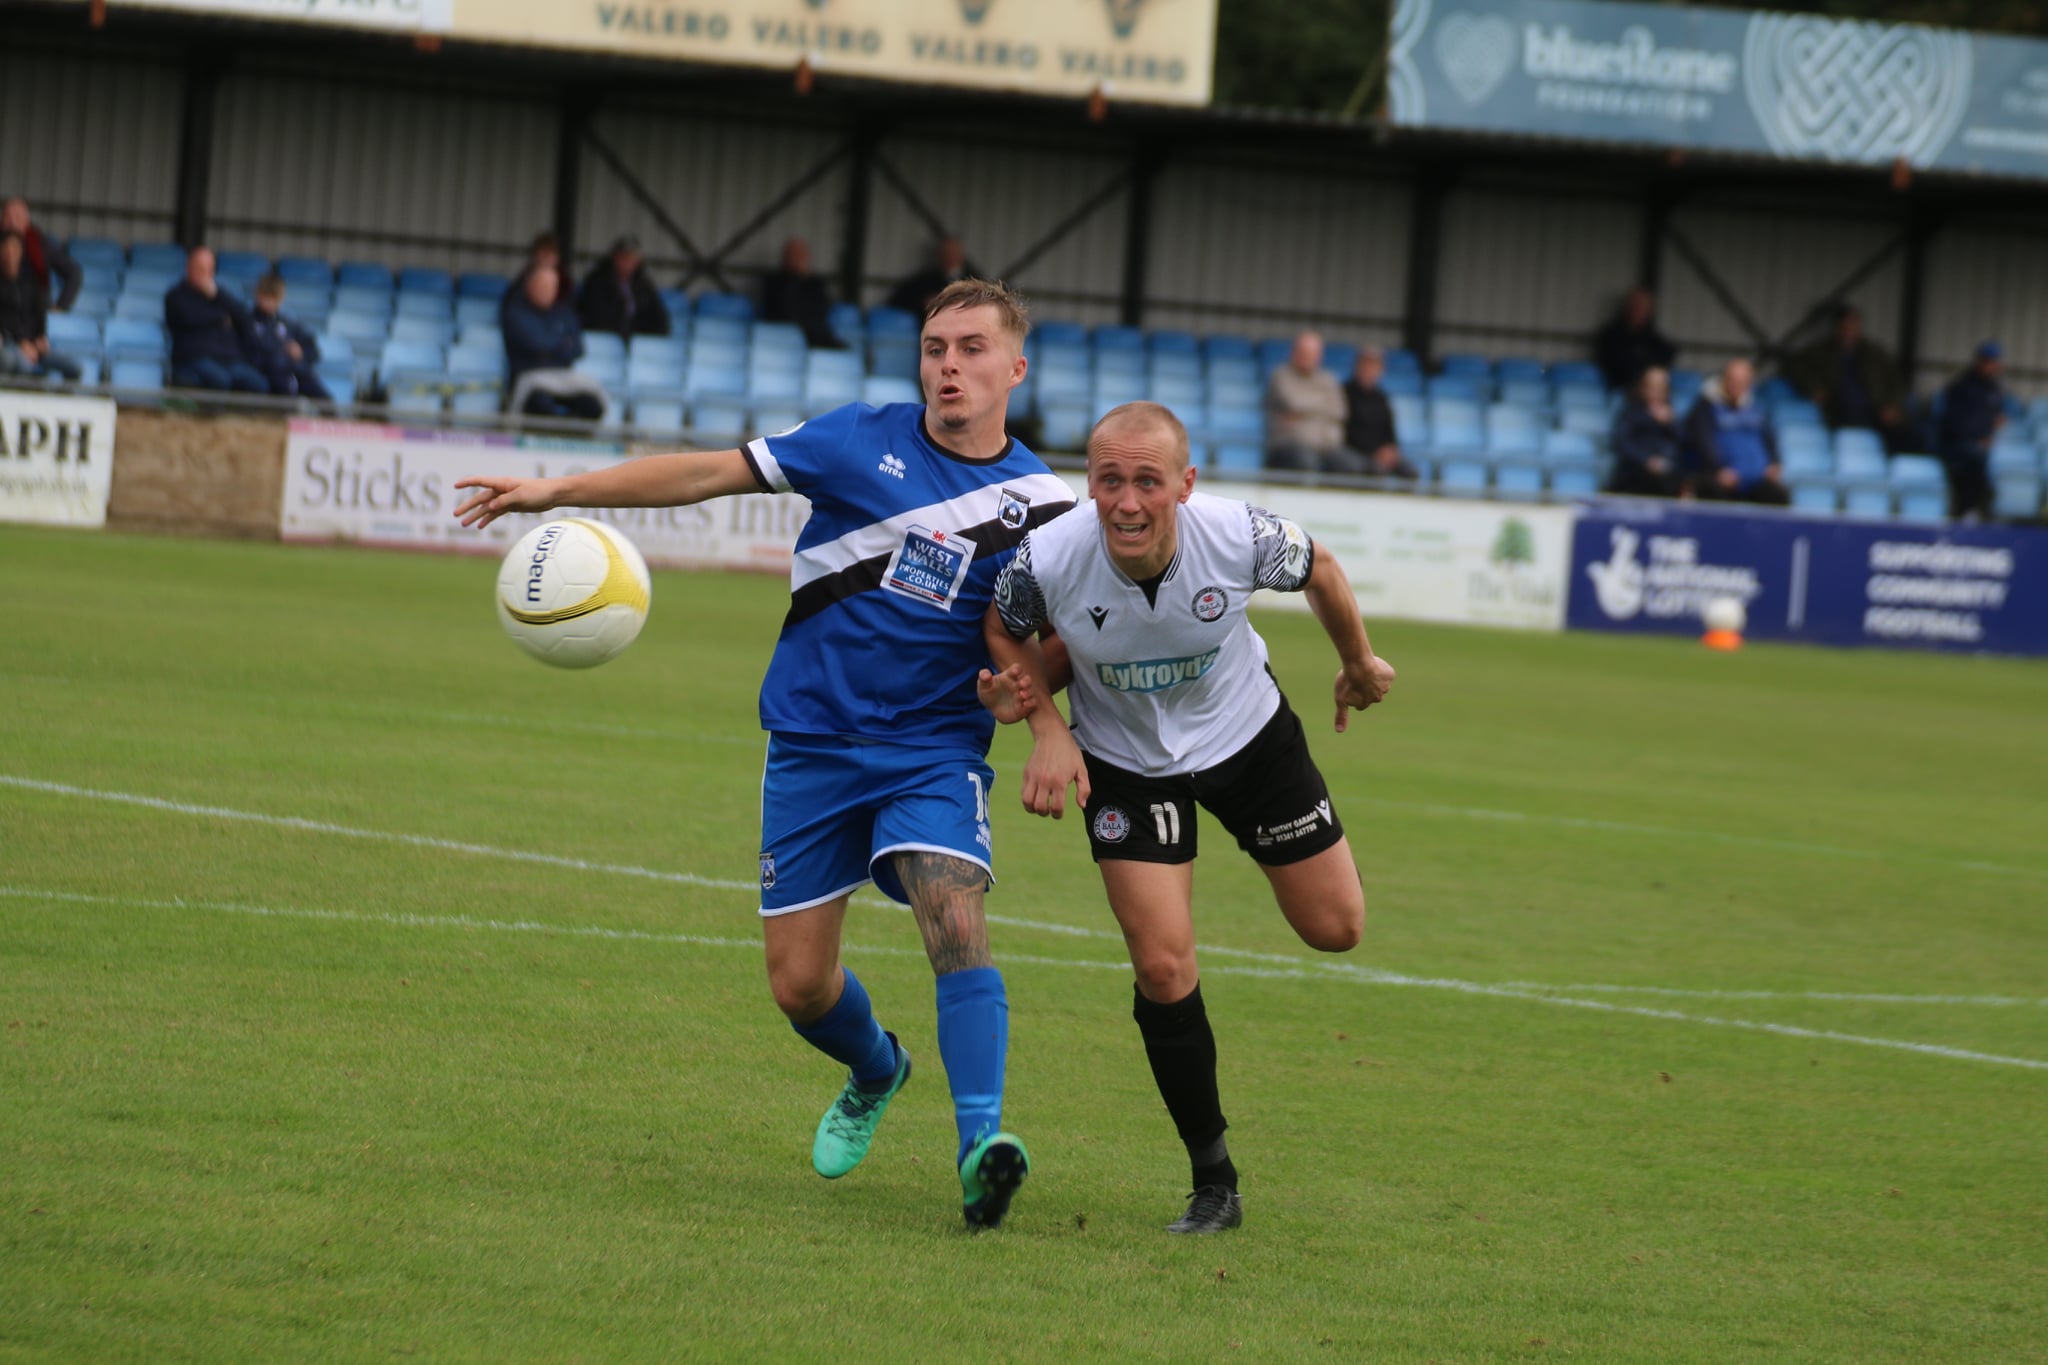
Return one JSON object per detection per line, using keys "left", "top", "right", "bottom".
{"left": 1078, "top": 696, "right": 1345, "bottom": 867}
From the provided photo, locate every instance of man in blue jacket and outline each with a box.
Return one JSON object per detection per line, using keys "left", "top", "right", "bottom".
{"left": 165, "top": 248, "right": 267, "bottom": 393}
{"left": 1937, "top": 343, "right": 2005, "bottom": 521}
{"left": 242, "top": 274, "right": 330, "bottom": 401}
{"left": 502, "top": 266, "right": 604, "bottom": 422}
{"left": 1682, "top": 358, "right": 1789, "bottom": 506}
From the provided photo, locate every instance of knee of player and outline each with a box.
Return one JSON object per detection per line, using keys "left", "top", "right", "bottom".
{"left": 766, "top": 965, "right": 837, "bottom": 1021}
{"left": 1309, "top": 890, "right": 1366, "bottom": 954}
{"left": 1131, "top": 949, "right": 1198, "bottom": 1002}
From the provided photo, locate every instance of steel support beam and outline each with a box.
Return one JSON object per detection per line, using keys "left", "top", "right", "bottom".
{"left": 552, "top": 92, "right": 592, "bottom": 272}
{"left": 1402, "top": 168, "right": 1452, "bottom": 364}
{"left": 173, "top": 58, "right": 222, "bottom": 248}
{"left": 1120, "top": 143, "right": 1165, "bottom": 327}
{"left": 839, "top": 123, "right": 880, "bottom": 307}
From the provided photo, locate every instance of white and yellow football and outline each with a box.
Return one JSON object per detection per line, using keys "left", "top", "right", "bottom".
{"left": 495, "top": 517, "right": 651, "bottom": 668}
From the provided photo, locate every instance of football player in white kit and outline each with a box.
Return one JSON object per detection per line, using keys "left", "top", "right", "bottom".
{"left": 983, "top": 401, "right": 1394, "bottom": 1234}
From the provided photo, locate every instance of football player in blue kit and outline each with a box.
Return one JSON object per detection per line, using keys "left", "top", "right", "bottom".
{"left": 982, "top": 401, "right": 1395, "bottom": 1234}
{"left": 452, "top": 280, "right": 1075, "bottom": 1230}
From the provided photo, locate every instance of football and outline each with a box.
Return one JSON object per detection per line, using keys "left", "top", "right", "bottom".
{"left": 494, "top": 517, "right": 651, "bottom": 668}
{"left": 1701, "top": 595, "right": 1747, "bottom": 635}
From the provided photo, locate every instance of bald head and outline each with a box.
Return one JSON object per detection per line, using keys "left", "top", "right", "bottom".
{"left": 1088, "top": 401, "right": 1191, "bottom": 470}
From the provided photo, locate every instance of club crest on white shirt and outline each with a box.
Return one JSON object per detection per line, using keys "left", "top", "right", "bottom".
{"left": 1191, "top": 585, "right": 1228, "bottom": 621}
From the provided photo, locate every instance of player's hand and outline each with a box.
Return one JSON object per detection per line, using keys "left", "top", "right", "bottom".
{"left": 1021, "top": 731, "right": 1091, "bottom": 819}
{"left": 1335, "top": 655, "right": 1395, "bottom": 733}
{"left": 453, "top": 476, "right": 564, "bottom": 529}
{"left": 976, "top": 664, "right": 1038, "bottom": 724}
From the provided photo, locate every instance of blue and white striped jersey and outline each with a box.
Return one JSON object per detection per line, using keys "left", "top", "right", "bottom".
{"left": 743, "top": 402, "right": 1075, "bottom": 750}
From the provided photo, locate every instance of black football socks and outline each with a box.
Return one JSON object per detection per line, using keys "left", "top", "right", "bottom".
{"left": 1132, "top": 981, "right": 1238, "bottom": 1192}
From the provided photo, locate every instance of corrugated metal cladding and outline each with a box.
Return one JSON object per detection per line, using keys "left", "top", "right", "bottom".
{"left": 1436, "top": 183, "right": 1642, "bottom": 364}
{"left": 1919, "top": 222, "right": 2048, "bottom": 389}
{"left": 1144, "top": 156, "right": 1409, "bottom": 346}
{"left": 867, "top": 134, "right": 1130, "bottom": 325}
{"left": 1657, "top": 201, "right": 1905, "bottom": 369}
{"left": 577, "top": 108, "right": 848, "bottom": 293}
{"left": 207, "top": 72, "right": 554, "bottom": 274}
{"left": 0, "top": 48, "right": 182, "bottom": 243}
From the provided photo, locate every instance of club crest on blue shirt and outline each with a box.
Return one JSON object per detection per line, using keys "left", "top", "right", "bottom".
{"left": 759, "top": 851, "right": 777, "bottom": 890}
{"left": 1191, "top": 585, "right": 1228, "bottom": 622}
{"left": 997, "top": 488, "right": 1032, "bottom": 530}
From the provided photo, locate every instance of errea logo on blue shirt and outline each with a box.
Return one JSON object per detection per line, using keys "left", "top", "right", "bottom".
{"left": 1096, "top": 649, "right": 1221, "bottom": 693}
{"left": 878, "top": 454, "right": 907, "bottom": 478}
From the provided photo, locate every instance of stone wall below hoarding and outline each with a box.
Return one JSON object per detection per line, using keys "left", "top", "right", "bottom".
{"left": 108, "top": 407, "right": 288, "bottom": 539}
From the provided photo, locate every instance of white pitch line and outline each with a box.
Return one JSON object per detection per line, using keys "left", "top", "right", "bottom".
{"left": 1339, "top": 793, "right": 2048, "bottom": 882}
{"left": 1484, "top": 980, "right": 2046, "bottom": 1007}
{"left": 0, "top": 775, "right": 757, "bottom": 892}
{"left": 5, "top": 773, "right": 2034, "bottom": 1011}
{"left": 5, "top": 885, "right": 2044, "bottom": 1074}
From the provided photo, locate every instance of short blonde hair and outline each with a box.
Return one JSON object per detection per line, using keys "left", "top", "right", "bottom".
{"left": 1088, "top": 401, "right": 1191, "bottom": 469}
{"left": 923, "top": 278, "right": 1031, "bottom": 343}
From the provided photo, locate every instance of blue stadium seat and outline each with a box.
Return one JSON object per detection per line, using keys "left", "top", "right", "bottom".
{"left": 692, "top": 398, "right": 749, "bottom": 437}
{"left": 827, "top": 302, "right": 865, "bottom": 348}
{"left": 1440, "top": 353, "right": 1493, "bottom": 380}
{"left": 66, "top": 237, "right": 126, "bottom": 272}
{"left": 867, "top": 336, "right": 918, "bottom": 382}
{"left": 804, "top": 370, "right": 863, "bottom": 415}
{"left": 865, "top": 306, "right": 918, "bottom": 337}
{"left": 129, "top": 242, "right": 187, "bottom": 274}
{"left": 395, "top": 291, "right": 452, "bottom": 320}
{"left": 112, "top": 292, "right": 164, "bottom": 321}
{"left": 1205, "top": 404, "right": 1263, "bottom": 444}
{"left": 1491, "top": 458, "right": 1545, "bottom": 500}
{"left": 1833, "top": 427, "right": 1885, "bottom": 463}
{"left": 695, "top": 292, "right": 754, "bottom": 321}
{"left": 103, "top": 318, "right": 166, "bottom": 361}
{"left": 1842, "top": 484, "right": 1892, "bottom": 518}
{"left": 1496, "top": 357, "right": 1546, "bottom": 384}
{"left": 1549, "top": 466, "right": 1600, "bottom": 497}
{"left": 455, "top": 321, "right": 502, "bottom": 351}
{"left": 398, "top": 267, "right": 453, "bottom": 295}
{"left": 1500, "top": 378, "right": 1550, "bottom": 409}
{"left": 1437, "top": 457, "right": 1489, "bottom": 493}
{"left": 1781, "top": 446, "right": 1833, "bottom": 479}
{"left": 379, "top": 339, "right": 446, "bottom": 393}
{"left": 69, "top": 293, "right": 114, "bottom": 320}
{"left": 1379, "top": 370, "right": 1424, "bottom": 398}
{"left": 337, "top": 261, "right": 394, "bottom": 292}
{"left": 748, "top": 367, "right": 804, "bottom": 407}
{"left": 278, "top": 256, "right": 333, "bottom": 289}
{"left": 1151, "top": 377, "right": 1204, "bottom": 413}
{"left": 1549, "top": 360, "right": 1601, "bottom": 389}
{"left": 1382, "top": 347, "right": 1422, "bottom": 375}
{"left": 751, "top": 320, "right": 807, "bottom": 358}
{"left": 581, "top": 331, "right": 627, "bottom": 362}
{"left": 1558, "top": 407, "right": 1610, "bottom": 439}
{"left": 752, "top": 405, "right": 806, "bottom": 438}
{"left": 1149, "top": 330, "right": 1199, "bottom": 355}
{"left": 631, "top": 396, "right": 687, "bottom": 436}
{"left": 1255, "top": 339, "right": 1293, "bottom": 374}
{"left": 389, "top": 315, "right": 453, "bottom": 348}
{"left": 686, "top": 363, "right": 747, "bottom": 401}
{"left": 1835, "top": 446, "right": 1887, "bottom": 480}
{"left": 1210, "top": 443, "right": 1263, "bottom": 474}
{"left": 1321, "top": 341, "right": 1358, "bottom": 379}
{"left": 48, "top": 314, "right": 102, "bottom": 350}
{"left": 454, "top": 295, "right": 500, "bottom": 328}
{"left": 110, "top": 358, "right": 165, "bottom": 391}
{"left": 658, "top": 287, "right": 692, "bottom": 320}
{"left": 1093, "top": 324, "right": 1144, "bottom": 351}
{"left": 1989, "top": 436, "right": 2038, "bottom": 474}
{"left": 458, "top": 272, "right": 509, "bottom": 299}
{"left": 215, "top": 249, "right": 271, "bottom": 281}
{"left": 573, "top": 353, "right": 626, "bottom": 393}
{"left": 1148, "top": 351, "right": 1203, "bottom": 383}
{"left": 1427, "top": 374, "right": 1481, "bottom": 402}
{"left": 1034, "top": 321, "right": 1089, "bottom": 349}
{"left": 1895, "top": 489, "right": 1946, "bottom": 522}
{"left": 447, "top": 347, "right": 504, "bottom": 416}
{"left": 1993, "top": 472, "right": 2042, "bottom": 519}
{"left": 861, "top": 376, "right": 921, "bottom": 407}
{"left": 1039, "top": 402, "right": 1092, "bottom": 450}
{"left": 1789, "top": 481, "right": 1839, "bottom": 514}
{"left": 334, "top": 285, "right": 392, "bottom": 318}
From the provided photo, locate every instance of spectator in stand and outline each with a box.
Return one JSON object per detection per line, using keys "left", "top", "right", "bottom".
{"left": 0, "top": 231, "right": 83, "bottom": 382}
{"left": 1607, "top": 366, "right": 1685, "bottom": 498}
{"left": 1786, "top": 304, "right": 1912, "bottom": 449}
{"left": 760, "top": 236, "right": 841, "bottom": 349}
{"left": 1342, "top": 347, "right": 1417, "bottom": 478}
{"left": 503, "top": 230, "right": 567, "bottom": 328}
{"left": 242, "top": 273, "right": 330, "bottom": 401}
{"left": 502, "top": 264, "right": 605, "bottom": 422}
{"left": 577, "top": 234, "right": 670, "bottom": 340}
{"left": 1682, "top": 358, "right": 1789, "bottom": 506}
{"left": 1937, "top": 342, "right": 2005, "bottom": 522}
{"left": 165, "top": 246, "right": 267, "bottom": 393}
{"left": 1593, "top": 286, "right": 1676, "bottom": 393}
{"left": 1, "top": 198, "right": 82, "bottom": 313}
{"left": 1265, "top": 331, "right": 1370, "bottom": 476}
{"left": 886, "top": 235, "right": 976, "bottom": 317}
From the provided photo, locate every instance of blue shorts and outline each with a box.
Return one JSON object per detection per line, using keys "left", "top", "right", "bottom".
{"left": 758, "top": 732, "right": 996, "bottom": 916}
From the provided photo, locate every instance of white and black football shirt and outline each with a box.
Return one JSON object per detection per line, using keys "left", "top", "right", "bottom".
{"left": 993, "top": 490, "right": 1315, "bottom": 776}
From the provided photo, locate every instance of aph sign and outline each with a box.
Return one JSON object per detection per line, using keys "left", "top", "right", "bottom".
{"left": 0, "top": 391, "right": 116, "bottom": 528}
{"left": 1391, "top": 0, "right": 2048, "bottom": 181}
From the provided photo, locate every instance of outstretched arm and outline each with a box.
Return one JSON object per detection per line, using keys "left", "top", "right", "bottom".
{"left": 452, "top": 447, "right": 761, "bottom": 528}
{"left": 1301, "top": 541, "right": 1395, "bottom": 733}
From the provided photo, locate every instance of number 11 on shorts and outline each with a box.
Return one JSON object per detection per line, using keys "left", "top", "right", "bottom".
{"left": 967, "top": 772, "right": 989, "bottom": 824}
{"left": 1149, "top": 802, "right": 1181, "bottom": 844}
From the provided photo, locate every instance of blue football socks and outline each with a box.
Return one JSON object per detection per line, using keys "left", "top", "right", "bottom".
{"left": 791, "top": 968, "right": 899, "bottom": 1090}
{"left": 934, "top": 966, "right": 1009, "bottom": 1165}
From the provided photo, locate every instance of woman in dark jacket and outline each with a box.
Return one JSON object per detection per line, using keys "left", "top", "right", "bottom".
{"left": 1607, "top": 366, "right": 1685, "bottom": 498}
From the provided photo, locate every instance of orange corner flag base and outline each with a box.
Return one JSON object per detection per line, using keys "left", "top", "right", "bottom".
{"left": 1701, "top": 628, "right": 1743, "bottom": 651}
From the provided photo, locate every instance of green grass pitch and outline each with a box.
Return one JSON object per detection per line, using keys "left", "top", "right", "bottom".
{"left": 3, "top": 523, "right": 2044, "bottom": 1363}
